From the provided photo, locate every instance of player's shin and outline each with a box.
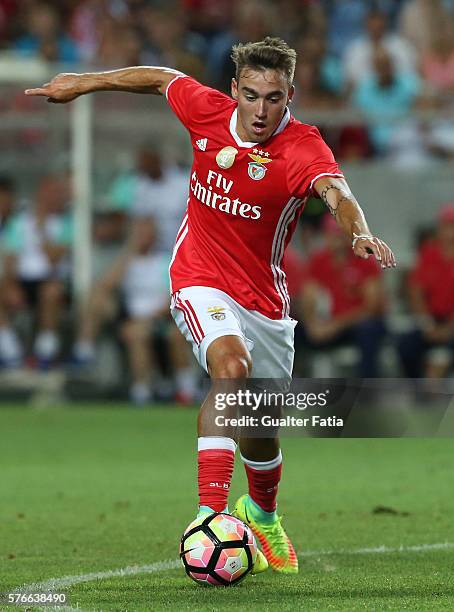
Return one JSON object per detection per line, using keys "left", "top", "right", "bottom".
{"left": 241, "top": 450, "right": 282, "bottom": 517}
{"left": 197, "top": 436, "right": 236, "bottom": 515}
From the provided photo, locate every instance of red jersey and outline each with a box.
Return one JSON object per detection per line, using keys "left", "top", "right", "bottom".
{"left": 409, "top": 239, "right": 454, "bottom": 319}
{"left": 166, "top": 75, "right": 343, "bottom": 319}
{"left": 308, "top": 248, "right": 381, "bottom": 317}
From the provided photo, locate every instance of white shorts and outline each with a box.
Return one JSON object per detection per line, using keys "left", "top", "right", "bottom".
{"left": 170, "top": 286, "right": 297, "bottom": 379}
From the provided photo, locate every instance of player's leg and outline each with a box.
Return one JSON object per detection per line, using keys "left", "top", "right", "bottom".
{"left": 171, "top": 287, "right": 268, "bottom": 574}
{"left": 425, "top": 344, "right": 452, "bottom": 378}
{"left": 233, "top": 311, "right": 298, "bottom": 573}
{"left": 73, "top": 285, "right": 117, "bottom": 364}
{"left": 0, "top": 280, "right": 24, "bottom": 367}
{"left": 233, "top": 440, "right": 299, "bottom": 574}
{"left": 201, "top": 334, "right": 269, "bottom": 574}
{"left": 171, "top": 287, "right": 256, "bottom": 513}
{"left": 121, "top": 317, "right": 153, "bottom": 404}
{"left": 35, "top": 279, "right": 64, "bottom": 366}
{"left": 352, "top": 317, "right": 386, "bottom": 377}
{"left": 196, "top": 334, "right": 251, "bottom": 515}
{"left": 238, "top": 436, "right": 282, "bottom": 513}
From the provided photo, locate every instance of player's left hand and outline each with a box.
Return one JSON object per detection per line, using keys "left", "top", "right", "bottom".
{"left": 353, "top": 236, "right": 396, "bottom": 269}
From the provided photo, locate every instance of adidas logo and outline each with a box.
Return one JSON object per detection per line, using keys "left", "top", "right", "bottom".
{"left": 196, "top": 138, "right": 208, "bottom": 151}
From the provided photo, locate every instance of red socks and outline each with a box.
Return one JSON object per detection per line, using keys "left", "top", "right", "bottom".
{"left": 241, "top": 451, "right": 283, "bottom": 512}
{"left": 197, "top": 437, "right": 236, "bottom": 512}
{"left": 197, "top": 438, "right": 283, "bottom": 514}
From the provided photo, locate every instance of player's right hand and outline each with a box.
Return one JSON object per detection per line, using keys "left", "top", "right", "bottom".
{"left": 25, "top": 73, "right": 83, "bottom": 103}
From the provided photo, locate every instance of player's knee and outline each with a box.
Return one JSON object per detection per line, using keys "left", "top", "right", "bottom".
{"left": 122, "top": 319, "right": 147, "bottom": 344}
{"left": 40, "top": 281, "right": 63, "bottom": 303}
{"left": 121, "top": 320, "right": 136, "bottom": 343}
{"left": 89, "top": 286, "right": 109, "bottom": 310}
{"left": 211, "top": 353, "right": 251, "bottom": 379}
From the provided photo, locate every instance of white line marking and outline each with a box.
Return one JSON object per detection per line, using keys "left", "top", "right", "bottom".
{"left": 16, "top": 559, "right": 180, "bottom": 612}
{"left": 15, "top": 542, "right": 454, "bottom": 610}
{"left": 299, "top": 541, "right": 454, "bottom": 557}
{"left": 18, "top": 558, "right": 180, "bottom": 592}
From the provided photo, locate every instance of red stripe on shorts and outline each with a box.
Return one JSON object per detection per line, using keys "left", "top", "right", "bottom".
{"left": 183, "top": 299, "right": 205, "bottom": 340}
{"left": 176, "top": 297, "right": 202, "bottom": 345}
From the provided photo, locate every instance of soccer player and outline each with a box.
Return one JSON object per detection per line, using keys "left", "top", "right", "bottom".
{"left": 26, "top": 37, "right": 396, "bottom": 574}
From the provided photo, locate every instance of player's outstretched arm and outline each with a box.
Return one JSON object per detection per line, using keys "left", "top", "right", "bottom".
{"left": 24, "top": 67, "right": 182, "bottom": 103}
{"left": 313, "top": 176, "right": 397, "bottom": 269}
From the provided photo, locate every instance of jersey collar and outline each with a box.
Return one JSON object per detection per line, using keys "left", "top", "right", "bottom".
{"left": 229, "top": 107, "right": 291, "bottom": 148}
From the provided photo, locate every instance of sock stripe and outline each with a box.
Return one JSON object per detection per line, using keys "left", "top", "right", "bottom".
{"left": 198, "top": 436, "right": 237, "bottom": 452}
{"left": 240, "top": 450, "right": 282, "bottom": 471}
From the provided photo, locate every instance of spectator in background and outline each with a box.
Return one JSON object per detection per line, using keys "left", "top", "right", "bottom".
{"left": 140, "top": 7, "right": 205, "bottom": 81}
{"left": 343, "top": 8, "right": 417, "bottom": 91}
{"left": 293, "top": 54, "right": 341, "bottom": 111}
{"left": 292, "top": 33, "right": 343, "bottom": 109}
{"left": 96, "top": 21, "right": 142, "bottom": 69}
{"left": 421, "top": 17, "right": 454, "bottom": 103}
{"left": 268, "top": 0, "right": 327, "bottom": 50}
{"left": 322, "top": 0, "right": 369, "bottom": 58}
{"left": 295, "top": 214, "right": 386, "bottom": 378}
{"left": 73, "top": 217, "right": 195, "bottom": 405}
{"left": 397, "top": 204, "right": 454, "bottom": 378}
{"left": 181, "top": 0, "right": 232, "bottom": 52}
{"left": 0, "top": 175, "right": 17, "bottom": 365}
{"left": 0, "top": 0, "right": 18, "bottom": 48}
{"left": 336, "top": 124, "right": 372, "bottom": 161}
{"left": 0, "top": 175, "right": 15, "bottom": 232}
{"left": 69, "top": 0, "right": 104, "bottom": 63}
{"left": 399, "top": 0, "right": 453, "bottom": 56}
{"left": 209, "top": 0, "right": 278, "bottom": 92}
{"left": 108, "top": 146, "right": 189, "bottom": 252}
{"left": 0, "top": 175, "right": 72, "bottom": 368}
{"left": 13, "top": 2, "right": 80, "bottom": 64}
{"left": 353, "top": 47, "right": 420, "bottom": 155}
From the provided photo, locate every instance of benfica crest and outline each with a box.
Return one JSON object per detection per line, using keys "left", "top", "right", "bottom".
{"left": 247, "top": 149, "right": 272, "bottom": 181}
{"left": 208, "top": 306, "right": 226, "bottom": 321}
{"left": 248, "top": 162, "right": 267, "bottom": 180}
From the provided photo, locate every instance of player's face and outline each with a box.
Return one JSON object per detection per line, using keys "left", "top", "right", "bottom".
{"left": 231, "top": 68, "right": 294, "bottom": 144}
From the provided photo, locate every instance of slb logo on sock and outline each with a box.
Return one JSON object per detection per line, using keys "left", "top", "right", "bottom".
{"left": 209, "top": 482, "right": 229, "bottom": 489}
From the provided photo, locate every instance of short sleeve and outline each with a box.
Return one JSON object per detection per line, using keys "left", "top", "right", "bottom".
{"left": 2, "top": 215, "right": 21, "bottom": 252}
{"left": 108, "top": 174, "right": 135, "bottom": 212}
{"left": 165, "top": 75, "right": 231, "bottom": 132}
{"left": 58, "top": 214, "right": 73, "bottom": 246}
{"left": 287, "top": 127, "right": 343, "bottom": 199}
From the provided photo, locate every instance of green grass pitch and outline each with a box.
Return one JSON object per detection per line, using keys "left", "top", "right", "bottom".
{"left": 1, "top": 405, "right": 453, "bottom": 611}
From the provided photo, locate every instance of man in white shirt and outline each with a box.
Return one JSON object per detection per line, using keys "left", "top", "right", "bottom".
{"left": 108, "top": 146, "right": 189, "bottom": 252}
{"left": 343, "top": 8, "right": 417, "bottom": 90}
{"left": 0, "top": 175, "right": 72, "bottom": 367}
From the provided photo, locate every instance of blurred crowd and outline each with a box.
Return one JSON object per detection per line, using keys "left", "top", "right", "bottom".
{"left": 0, "top": 147, "right": 452, "bottom": 404}
{"left": 0, "top": 0, "right": 454, "bottom": 161}
{"left": 0, "top": 1, "right": 453, "bottom": 403}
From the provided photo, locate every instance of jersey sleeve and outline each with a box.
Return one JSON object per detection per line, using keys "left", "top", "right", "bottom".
{"left": 2, "top": 215, "right": 22, "bottom": 253}
{"left": 55, "top": 214, "right": 73, "bottom": 246}
{"left": 165, "top": 75, "right": 229, "bottom": 133}
{"left": 287, "top": 126, "right": 343, "bottom": 199}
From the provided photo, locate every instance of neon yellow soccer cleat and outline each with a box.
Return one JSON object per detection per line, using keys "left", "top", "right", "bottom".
{"left": 251, "top": 548, "right": 269, "bottom": 575}
{"left": 233, "top": 494, "right": 299, "bottom": 574}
